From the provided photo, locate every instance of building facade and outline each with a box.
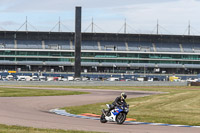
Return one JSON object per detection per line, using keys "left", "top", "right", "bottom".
{"left": 0, "top": 31, "right": 200, "bottom": 74}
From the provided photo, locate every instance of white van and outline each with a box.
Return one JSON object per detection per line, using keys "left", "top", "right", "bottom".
{"left": 17, "top": 76, "right": 26, "bottom": 81}
{"left": 47, "top": 77, "right": 54, "bottom": 81}
{"left": 25, "top": 76, "right": 32, "bottom": 81}
{"left": 6, "top": 75, "right": 14, "bottom": 81}
{"left": 137, "top": 77, "right": 148, "bottom": 81}
{"left": 68, "top": 76, "right": 74, "bottom": 81}
{"left": 107, "top": 77, "right": 119, "bottom": 81}
{"left": 32, "top": 76, "right": 39, "bottom": 81}
{"left": 39, "top": 76, "right": 46, "bottom": 81}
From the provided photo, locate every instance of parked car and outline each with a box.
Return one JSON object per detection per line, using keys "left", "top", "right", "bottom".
{"left": 186, "top": 78, "right": 198, "bottom": 82}
{"left": 6, "top": 75, "right": 14, "bottom": 81}
{"left": 107, "top": 77, "right": 119, "bottom": 81}
{"left": 47, "top": 77, "right": 54, "bottom": 81}
{"left": 39, "top": 76, "right": 47, "bottom": 81}
{"left": 17, "top": 76, "right": 26, "bottom": 81}
{"left": 68, "top": 76, "right": 74, "bottom": 81}
{"left": 32, "top": 76, "right": 39, "bottom": 81}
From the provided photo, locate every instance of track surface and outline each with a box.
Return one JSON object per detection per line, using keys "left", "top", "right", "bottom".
{"left": 0, "top": 87, "right": 199, "bottom": 133}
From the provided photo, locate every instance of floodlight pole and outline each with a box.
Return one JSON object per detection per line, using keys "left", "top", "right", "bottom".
{"left": 74, "top": 7, "right": 82, "bottom": 78}
{"left": 59, "top": 17, "right": 61, "bottom": 32}
{"left": 92, "top": 17, "right": 94, "bottom": 33}
{"left": 124, "top": 19, "right": 127, "bottom": 34}
{"left": 156, "top": 19, "right": 159, "bottom": 35}
{"left": 188, "top": 21, "right": 191, "bottom": 35}
{"left": 26, "top": 16, "right": 28, "bottom": 32}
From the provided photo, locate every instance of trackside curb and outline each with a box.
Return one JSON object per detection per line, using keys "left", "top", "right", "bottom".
{"left": 49, "top": 109, "right": 200, "bottom": 128}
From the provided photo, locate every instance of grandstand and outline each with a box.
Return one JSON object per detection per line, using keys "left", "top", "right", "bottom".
{"left": 0, "top": 31, "right": 200, "bottom": 74}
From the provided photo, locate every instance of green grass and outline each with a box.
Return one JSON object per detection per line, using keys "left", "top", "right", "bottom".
{"left": 0, "top": 87, "right": 88, "bottom": 97}
{"left": 0, "top": 124, "right": 103, "bottom": 133}
{"left": 1, "top": 85, "right": 200, "bottom": 126}
{"left": 3, "top": 85, "right": 200, "bottom": 91}
{"left": 61, "top": 86, "right": 200, "bottom": 126}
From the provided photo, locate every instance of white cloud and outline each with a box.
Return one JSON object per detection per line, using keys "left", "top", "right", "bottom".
{"left": 105, "top": 0, "right": 200, "bottom": 34}
{"left": 1, "top": 0, "right": 176, "bottom": 12}
{"left": 0, "top": 0, "right": 200, "bottom": 34}
{"left": 0, "top": 21, "right": 19, "bottom": 26}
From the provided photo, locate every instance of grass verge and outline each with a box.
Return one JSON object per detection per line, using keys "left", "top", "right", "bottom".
{"left": 61, "top": 86, "right": 200, "bottom": 126}
{"left": 0, "top": 87, "right": 88, "bottom": 97}
{"left": 2, "top": 85, "right": 200, "bottom": 91}
{"left": 0, "top": 124, "right": 102, "bottom": 133}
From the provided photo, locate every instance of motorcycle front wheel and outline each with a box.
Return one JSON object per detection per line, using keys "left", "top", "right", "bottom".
{"left": 100, "top": 113, "right": 107, "bottom": 123}
{"left": 116, "top": 113, "right": 126, "bottom": 124}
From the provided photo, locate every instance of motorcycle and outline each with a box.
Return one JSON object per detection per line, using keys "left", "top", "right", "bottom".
{"left": 100, "top": 103, "right": 129, "bottom": 124}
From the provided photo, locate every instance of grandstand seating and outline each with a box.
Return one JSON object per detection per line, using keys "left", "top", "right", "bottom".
{"left": 192, "top": 44, "right": 200, "bottom": 53}
{"left": 45, "top": 40, "right": 71, "bottom": 50}
{"left": 81, "top": 41, "right": 99, "bottom": 50}
{"left": 127, "top": 42, "right": 140, "bottom": 51}
{"left": 181, "top": 43, "right": 193, "bottom": 52}
{"left": 100, "top": 41, "right": 126, "bottom": 51}
{"left": 181, "top": 43, "right": 200, "bottom": 53}
{"left": 128, "top": 42, "right": 154, "bottom": 52}
{"left": 155, "top": 43, "right": 181, "bottom": 52}
{"left": 0, "top": 39, "right": 199, "bottom": 54}
{"left": 0, "top": 39, "right": 15, "bottom": 49}
{"left": 17, "top": 40, "right": 42, "bottom": 49}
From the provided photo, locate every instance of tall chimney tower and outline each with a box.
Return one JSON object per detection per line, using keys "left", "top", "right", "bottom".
{"left": 74, "top": 7, "right": 82, "bottom": 78}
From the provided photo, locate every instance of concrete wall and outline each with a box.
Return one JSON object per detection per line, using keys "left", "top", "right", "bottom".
{"left": 0, "top": 81, "right": 187, "bottom": 86}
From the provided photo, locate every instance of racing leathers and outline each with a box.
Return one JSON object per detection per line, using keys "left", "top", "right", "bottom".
{"left": 107, "top": 96, "right": 126, "bottom": 115}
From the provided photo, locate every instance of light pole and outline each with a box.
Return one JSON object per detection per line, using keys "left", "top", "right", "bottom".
{"left": 144, "top": 65, "right": 146, "bottom": 77}
{"left": 113, "top": 64, "right": 116, "bottom": 73}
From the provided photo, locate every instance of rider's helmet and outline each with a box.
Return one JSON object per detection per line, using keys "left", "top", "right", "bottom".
{"left": 121, "top": 92, "right": 127, "bottom": 99}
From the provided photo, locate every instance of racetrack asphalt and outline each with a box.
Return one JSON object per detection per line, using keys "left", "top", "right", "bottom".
{"left": 0, "top": 87, "right": 199, "bottom": 133}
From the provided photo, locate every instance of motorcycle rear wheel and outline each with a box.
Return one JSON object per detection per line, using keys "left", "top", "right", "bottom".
{"left": 116, "top": 113, "right": 126, "bottom": 124}
{"left": 100, "top": 113, "right": 107, "bottom": 123}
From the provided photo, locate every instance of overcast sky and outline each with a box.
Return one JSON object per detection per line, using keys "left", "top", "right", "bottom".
{"left": 0, "top": 0, "right": 200, "bottom": 35}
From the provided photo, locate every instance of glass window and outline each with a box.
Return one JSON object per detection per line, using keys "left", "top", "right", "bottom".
{"left": 17, "top": 51, "right": 27, "bottom": 55}
{"left": 4, "top": 51, "right": 15, "bottom": 55}
{"left": 61, "top": 52, "right": 73, "bottom": 57}
{"left": 16, "top": 58, "right": 27, "bottom": 61}
{"left": 128, "top": 54, "right": 139, "bottom": 58}
{"left": 139, "top": 54, "right": 149, "bottom": 58}
{"left": 26, "top": 58, "right": 38, "bottom": 61}
{"left": 5, "top": 57, "right": 15, "bottom": 61}
{"left": 38, "top": 52, "right": 49, "bottom": 56}
{"left": 27, "top": 51, "right": 37, "bottom": 56}
{"left": 82, "top": 52, "right": 94, "bottom": 57}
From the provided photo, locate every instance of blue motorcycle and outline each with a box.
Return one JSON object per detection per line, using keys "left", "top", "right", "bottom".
{"left": 100, "top": 103, "right": 129, "bottom": 124}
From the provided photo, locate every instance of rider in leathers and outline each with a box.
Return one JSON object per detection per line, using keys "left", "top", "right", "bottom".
{"left": 106, "top": 92, "right": 127, "bottom": 116}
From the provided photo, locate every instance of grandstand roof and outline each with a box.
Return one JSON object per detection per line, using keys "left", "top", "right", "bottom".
{"left": 1, "top": 31, "right": 200, "bottom": 44}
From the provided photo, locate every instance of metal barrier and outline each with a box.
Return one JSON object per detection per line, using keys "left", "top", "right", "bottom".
{"left": 0, "top": 81, "right": 187, "bottom": 86}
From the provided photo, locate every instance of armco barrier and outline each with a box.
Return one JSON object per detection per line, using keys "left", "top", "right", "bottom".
{"left": 0, "top": 81, "right": 187, "bottom": 86}
{"left": 190, "top": 82, "right": 200, "bottom": 86}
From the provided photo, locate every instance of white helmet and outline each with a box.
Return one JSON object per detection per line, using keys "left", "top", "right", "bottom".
{"left": 121, "top": 92, "right": 127, "bottom": 99}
